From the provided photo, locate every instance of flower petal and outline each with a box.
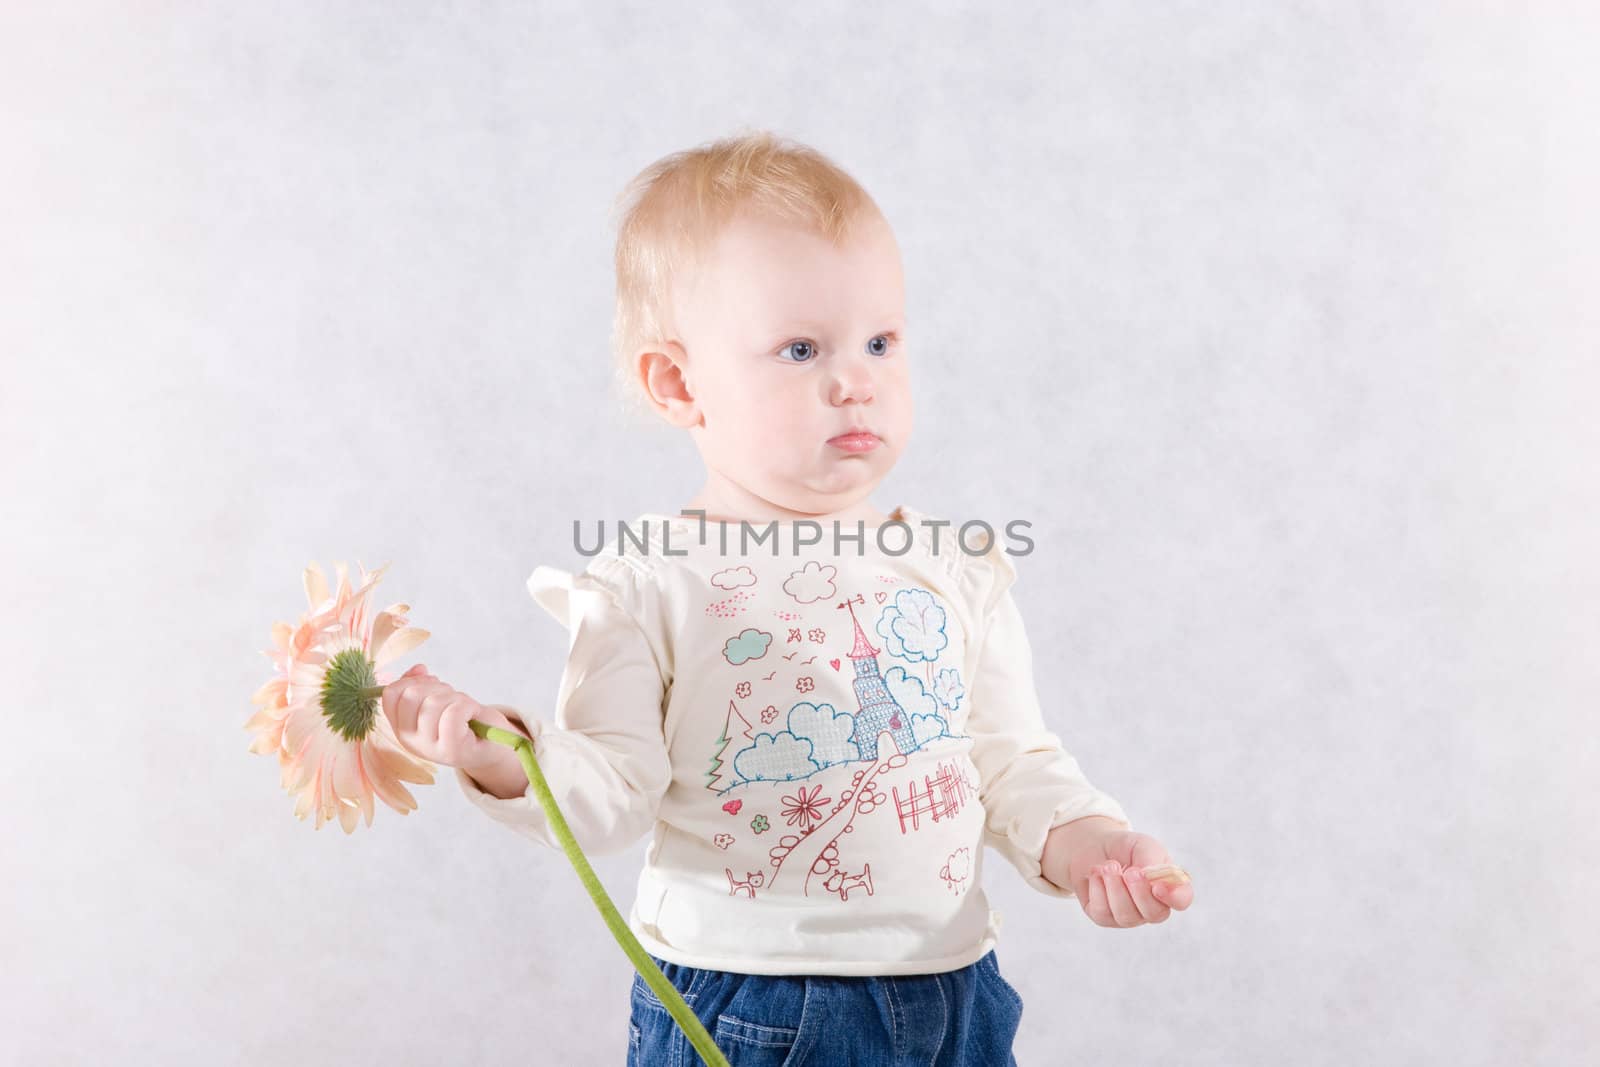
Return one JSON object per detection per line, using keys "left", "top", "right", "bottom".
{"left": 337, "top": 792, "right": 359, "bottom": 834}
{"left": 331, "top": 747, "right": 365, "bottom": 816}
{"left": 303, "top": 563, "right": 330, "bottom": 614}
{"left": 316, "top": 757, "right": 336, "bottom": 828}
{"left": 369, "top": 612, "right": 402, "bottom": 663}
{"left": 270, "top": 620, "right": 294, "bottom": 652}
{"left": 289, "top": 660, "right": 325, "bottom": 694}
{"left": 279, "top": 700, "right": 328, "bottom": 756}
{"left": 245, "top": 715, "right": 287, "bottom": 757}
{"left": 292, "top": 762, "right": 321, "bottom": 820}
{"left": 251, "top": 677, "right": 288, "bottom": 709}
{"left": 372, "top": 626, "right": 429, "bottom": 668}
{"left": 365, "top": 739, "right": 435, "bottom": 812}
{"left": 353, "top": 743, "right": 377, "bottom": 827}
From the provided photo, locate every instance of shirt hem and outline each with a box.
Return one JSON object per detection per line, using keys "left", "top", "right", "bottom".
{"left": 626, "top": 913, "right": 1003, "bottom": 977}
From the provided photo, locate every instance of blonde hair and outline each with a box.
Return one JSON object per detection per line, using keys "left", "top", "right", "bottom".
{"left": 607, "top": 128, "right": 884, "bottom": 421}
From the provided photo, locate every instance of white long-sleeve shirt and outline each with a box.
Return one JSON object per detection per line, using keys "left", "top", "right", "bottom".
{"left": 457, "top": 504, "right": 1130, "bottom": 976}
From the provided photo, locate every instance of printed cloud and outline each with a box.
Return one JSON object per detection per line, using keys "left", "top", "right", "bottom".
{"left": 733, "top": 732, "right": 819, "bottom": 782}
{"left": 786, "top": 702, "right": 861, "bottom": 766}
{"left": 722, "top": 627, "right": 773, "bottom": 665}
{"left": 910, "top": 712, "right": 948, "bottom": 748}
{"left": 782, "top": 560, "right": 837, "bottom": 604}
{"left": 712, "top": 565, "right": 757, "bottom": 590}
{"left": 883, "top": 665, "right": 938, "bottom": 720}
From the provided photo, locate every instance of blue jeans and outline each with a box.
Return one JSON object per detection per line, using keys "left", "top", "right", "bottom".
{"left": 626, "top": 950, "right": 1024, "bottom": 1066}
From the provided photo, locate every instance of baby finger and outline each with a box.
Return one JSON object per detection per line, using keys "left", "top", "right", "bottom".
{"left": 1099, "top": 863, "right": 1141, "bottom": 927}
{"left": 1120, "top": 866, "right": 1170, "bottom": 923}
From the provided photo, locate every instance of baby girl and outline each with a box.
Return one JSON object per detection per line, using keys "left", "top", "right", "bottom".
{"left": 382, "top": 129, "right": 1193, "bottom": 1065}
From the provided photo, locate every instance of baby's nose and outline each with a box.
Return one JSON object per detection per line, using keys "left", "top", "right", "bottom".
{"left": 830, "top": 368, "right": 876, "bottom": 403}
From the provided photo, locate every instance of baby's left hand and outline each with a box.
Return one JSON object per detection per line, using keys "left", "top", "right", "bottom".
{"left": 1065, "top": 830, "right": 1194, "bottom": 928}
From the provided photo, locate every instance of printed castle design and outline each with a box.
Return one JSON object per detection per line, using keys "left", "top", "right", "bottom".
{"left": 840, "top": 593, "right": 916, "bottom": 759}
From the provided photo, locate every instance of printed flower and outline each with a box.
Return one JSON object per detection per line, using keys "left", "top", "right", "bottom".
{"left": 795, "top": 676, "right": 815, "bottom": 693}
{"left": 760, "top": 704, "right": 778, "bottom": 725}
{"left": 750, "top": 814, "right": 770, "bottom": 834}
{"left": 735, "top": 680, "right": 752, "bottom": 699}
{"left": 245, "top": 561, "right": 435, "bottom": 832}
{"left": 807, "top": 628, "right": 826, "bottom": 643}
{"left": 780, "top": 784, "right": 831, "bottom": 833}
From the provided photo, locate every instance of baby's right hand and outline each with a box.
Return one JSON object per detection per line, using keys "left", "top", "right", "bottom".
{"left": 380, "top": 663, "right": 521, "bottom": 774}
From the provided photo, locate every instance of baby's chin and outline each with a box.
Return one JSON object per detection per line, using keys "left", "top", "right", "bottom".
{"left": 786, "top": 464, "right": 895, "bottom": 500}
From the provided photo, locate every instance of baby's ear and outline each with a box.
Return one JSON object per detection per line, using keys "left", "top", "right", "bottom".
{"left": 638, "top": 341, "right": 700, "bottom": 428}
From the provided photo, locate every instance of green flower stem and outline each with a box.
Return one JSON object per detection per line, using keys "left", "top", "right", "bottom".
{"left": 466, "top": 717, "right": 731, "bottom": 1067}
{"left": 353, "top": 685, "right": 726, "bottom": 1063}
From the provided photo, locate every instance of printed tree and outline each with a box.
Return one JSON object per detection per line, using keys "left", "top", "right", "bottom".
{"left": 706, "top": 699, "right": 756, "bottom": 794}
{"left": 876, "top": 588, "right": 949, "bottom": 688}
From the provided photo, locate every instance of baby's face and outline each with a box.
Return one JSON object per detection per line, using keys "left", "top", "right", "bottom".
{"left": 667, "top": 209, "right": 912, "bottom": 516}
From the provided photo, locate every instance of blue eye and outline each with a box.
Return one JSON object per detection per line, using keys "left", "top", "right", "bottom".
{"left": 777, "top": 334, "right": 897, "bottom": 363}
{"left": 778, "top": 340, "right": 817, "bottom": 363}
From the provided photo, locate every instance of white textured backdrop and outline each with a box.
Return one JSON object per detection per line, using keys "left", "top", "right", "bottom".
{"left": 4, "top": 3, "right": 1595, "bottom": 1064}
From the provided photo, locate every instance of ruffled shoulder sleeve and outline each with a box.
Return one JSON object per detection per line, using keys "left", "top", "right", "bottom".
{"left": 954, "top": 528, "right": 1021, "bottom": 630}
{"left": 525, "top": 551, "right": 671, "bottom": 681}
{"left": 528, "top": 553, "right": 646, "bottom": 631}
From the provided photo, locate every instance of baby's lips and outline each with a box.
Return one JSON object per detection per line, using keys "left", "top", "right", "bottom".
{"left": 1140, "top": 863, "right": 1192, "bottom": 886}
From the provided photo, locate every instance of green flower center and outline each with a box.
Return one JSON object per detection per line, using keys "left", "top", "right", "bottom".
{"left": 320, "top": 647, "right": 380, "bottom": 742}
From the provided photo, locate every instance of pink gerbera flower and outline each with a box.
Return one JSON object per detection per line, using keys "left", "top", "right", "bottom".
{"left": 245, "top": 560, "right": 434, "bottom": 832}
